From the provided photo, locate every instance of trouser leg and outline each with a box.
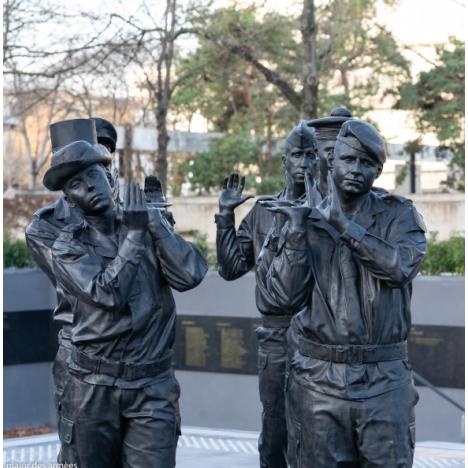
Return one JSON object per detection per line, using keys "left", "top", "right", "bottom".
{"left": 58, "top": 375, "right": 122, "bottom": 468}
{"left": 356, "top": 383, "right": 418, "bottom": 468}
{"left": 121, "top": 369, "right": 181, "bottom": 468}
{"left": 257, "top": 326, "right": 288, "bottom": 468}
{"left": 288, "top": 372, "right": 359, "bottom": 468}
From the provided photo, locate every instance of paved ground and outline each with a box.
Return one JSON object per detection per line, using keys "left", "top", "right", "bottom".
{"left": 3, "top": 427, "right": 465, "bottom": 467}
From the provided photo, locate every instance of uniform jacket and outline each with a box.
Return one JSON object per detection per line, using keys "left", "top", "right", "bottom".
{"left": 257, "top": 191, "right": 427, "bottom": 399}
{"left": 51, "top": 217, "right": 208, "bottom": 387}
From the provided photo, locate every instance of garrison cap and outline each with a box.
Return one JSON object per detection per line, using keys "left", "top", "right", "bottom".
{"left": 336, "top": 119, "right": 386, "bottom": 166}
{"left": 285, "top": 120, "right": 317, "bottom": 148}
{"left": 43, "top": 140, "right": 111, "bottom": 191}
{"left": 306, "top": 107, "right": 354, "bottom": 140}
{"left": 50, "top": 119, "right": 97, "bottom": 153}
{"left": 91, "top": 117, "right": 118, "bottom": 153}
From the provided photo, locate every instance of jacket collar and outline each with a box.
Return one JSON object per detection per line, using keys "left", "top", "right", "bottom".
{"left": 308, "top": 191, "right": 386, "bottom": 238}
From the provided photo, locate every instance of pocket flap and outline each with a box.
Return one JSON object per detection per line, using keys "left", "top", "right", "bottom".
{"left": 257, "top": 352, "right": 268, "bottom": 371}
{"left": 59, "top": 416, "right": 74, "bottom": 444}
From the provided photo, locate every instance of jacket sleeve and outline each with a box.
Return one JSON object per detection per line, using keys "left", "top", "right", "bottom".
{"left": 25, "top": 214, "right": 60, "bottom": 286}
{"left": 215, "top": 209, "right": 255, "bottom": 281}
{"left": 52, "top": 228, "right": 146, "bottom": 310}
{"left": 151, "top": 216, "right": 208, "bottom": 291}
{"left": 257, "top": 224, "right": 313, "bottom": 311}
{"left": 341, "top": 204, "right": 427, "bottom": 287}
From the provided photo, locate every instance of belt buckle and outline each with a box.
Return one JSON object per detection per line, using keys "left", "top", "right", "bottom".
{"left": 349, "top": 347, "right": 363, "bottom": 365}
{"left": 335, "top": 345, "right": 347, "bottom": 363}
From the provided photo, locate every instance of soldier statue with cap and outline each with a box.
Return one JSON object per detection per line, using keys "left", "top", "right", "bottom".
{"left": 215, "top": 120, "right": 320, "bottom": 468}
{"left": 257, "top": 119, "right": 426, "bottom": 467}
{"left": 27, "top": 127, "right": 208, "bottom": 467}
{"left": 26, "top": 118, "right": 119, "bottom": 420}
{"left": 306, "top": 107, "right": 354, "bottom": 197}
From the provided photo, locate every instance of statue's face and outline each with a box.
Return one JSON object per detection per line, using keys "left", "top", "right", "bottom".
{"left": 63, "top": 164, "right": 114, "bottom": 215}
{"left": 332, "top": 145, "right": 381, "bottom": 196}
{"left": 283, "top": 145, "right": 318, "bottom": 184}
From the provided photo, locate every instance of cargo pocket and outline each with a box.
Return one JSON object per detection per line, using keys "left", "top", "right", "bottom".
{"left": 58, "top": 416, "right": 74, "bottom": 445}
{"left": 289, "top": 421, "right": 302, "bottom": 468}
{"left": 257, "top": 351, "right": 268, "bottom": 372}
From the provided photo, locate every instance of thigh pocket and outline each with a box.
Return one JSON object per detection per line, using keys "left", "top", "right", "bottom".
{"left": 58, "top": 416, "right": 74, "bottom": 445}
{"left": 258, "top": 351, "right": 268, "bottom": 372}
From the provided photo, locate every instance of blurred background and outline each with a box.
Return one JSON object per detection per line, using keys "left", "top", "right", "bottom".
{"left": 3, "top": 0, "right": 465, "bottom": 465}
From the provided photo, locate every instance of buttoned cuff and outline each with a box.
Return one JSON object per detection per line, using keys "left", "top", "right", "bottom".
{"left": 341, "top": 221, "right": 367, "bottom": 244}
{"left": 151, "top": 216, "right": 173, "bottom": 240}
{"left": 214, "top": 212, "right": 235, "bottom": 228}
{"left": 119, "top": 237, "right": 146, "bottom": 264}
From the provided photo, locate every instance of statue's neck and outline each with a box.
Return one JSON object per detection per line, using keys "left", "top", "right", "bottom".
{"left": 337, "top": 190, "right": 369, "bottom": 218}
{"left": 285, "top": 176, "right": 305, "bottom": 201}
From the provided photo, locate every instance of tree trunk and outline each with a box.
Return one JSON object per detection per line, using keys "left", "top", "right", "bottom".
{"left": 123, "top": 123, "right": 133, "bottom": 181}
{"left": 300, "top": 0, "right": 319, "bottom": 118}
{"left": 30, "top": 160, "right": 37, "bottom": 191}
{"left": 155, "top": 108, "right": 170, "bottom": 192}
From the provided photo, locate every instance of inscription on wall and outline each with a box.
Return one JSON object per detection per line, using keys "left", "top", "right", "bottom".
{"left": 4, "top": 311, "right": 464, "bottom": 388}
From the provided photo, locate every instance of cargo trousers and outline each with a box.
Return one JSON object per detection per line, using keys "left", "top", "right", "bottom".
{"left": 56, "top": 362, "right": 181, "bottom": 468}
{"left": 257, "top": 324, "right": 289, "bottom": 468}
{"left": 286, "top": 368, "right": 418, "bottom": 468}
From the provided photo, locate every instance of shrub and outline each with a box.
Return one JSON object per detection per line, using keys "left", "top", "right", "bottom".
{"left": 4, "top": 231, "right": 35, "bottom": 269}
{"left": 421, "top": 234, "right": 464, "bottom": 275}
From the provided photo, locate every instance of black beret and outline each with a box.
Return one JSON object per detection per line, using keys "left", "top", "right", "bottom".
{"left": 286, "top": 120, "right": 317, "bottom": 148}
{"left": 336, "top": 120, "right": 386, "bottom": 165}
{"left": 91, "top": 117, "right": 118, "bottom": 153}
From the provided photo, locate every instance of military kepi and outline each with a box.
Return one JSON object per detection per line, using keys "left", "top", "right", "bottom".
{"left": 286, "top": 120, "right": 316, "bottom": 148}
{"left": 50, "top": 118, "right": 97, "bottom": 153}
{"left": 336, "top": 120, "right": 386, "bottom": 166}
{"left": 307, "top": 107, "right": 353, "bottom": 140}
{"left": 91, "top": 117, "right": 118, "bottom": 153}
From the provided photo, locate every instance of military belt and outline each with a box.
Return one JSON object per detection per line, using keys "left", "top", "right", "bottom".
{"left": 261, "top": 315, "right": 292, "bottom": 329}
{"left": 298, "top": 337, "right": 408, "bottom": 365}
{"left": 72, "top": 348, "right": 172, "bottom": 380}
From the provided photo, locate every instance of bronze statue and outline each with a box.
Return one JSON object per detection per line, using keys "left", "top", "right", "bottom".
{"left": 215, "top": 120, "right": 320, "bottom": 468}
{"left": 26, "top": 118, "right": 117, "bottom": 419}
{"left": 28, "top": 124, "right": 208, "bottom": 467}
{"left": 258, "top": 120, "right": 426, "bottom": 467}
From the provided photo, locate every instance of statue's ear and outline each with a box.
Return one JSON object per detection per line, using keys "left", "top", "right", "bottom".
{"left": 376, "top": 164, "right": 383, "bottom": 178}
{"left": 282, "top": 155, "right": 285, "bottom": 169}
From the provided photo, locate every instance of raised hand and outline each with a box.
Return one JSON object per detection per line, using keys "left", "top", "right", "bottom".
{"left": 144, "top": 175, "right": 170, "bottom": 208}
{"left": 218, "top": 172, "right": 254, "bottom": 214}
{"left": 304, "top": 172, "right": 322, "bottom": 208}
{"left": 317, "top": 173, "right": 348, "bottom": 232}
{"left": 265, "top": 204, "right": 311, "bottom": 231}
{"left": 122, "top": 181, "right": 149, "bottom": 232}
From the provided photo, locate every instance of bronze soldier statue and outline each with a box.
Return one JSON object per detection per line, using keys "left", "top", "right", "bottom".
{"left": 258, "top": 120, "right": 426, "bottom": 467}
{"left": 215, "top": 121, "right": 320, "bottom": 468}
{"left": 26, "top": 118, "right": 118, "bottom": 417}
{"left": 29, "top": 131, "right": 207, "bottom": 467}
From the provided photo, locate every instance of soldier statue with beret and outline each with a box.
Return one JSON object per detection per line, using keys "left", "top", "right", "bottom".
{"left": 27, "top": 125, "right": 208, "bottom": 467}
{"left": 258, "top": 119, "right": 426, "bottom": 467}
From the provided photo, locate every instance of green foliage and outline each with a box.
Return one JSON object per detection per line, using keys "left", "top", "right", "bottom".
{"left": 173, "top": 0, "right": 411, "bottom": 193}
{"left": 188, "top": 134, "right": 259, "bottom": 193}
{"left": 421, "top": 234, "right": 465, "bottom": 275}
{"left": 4, "top": 231, "right": 35, "bottom": 269}
{"left": 396, "top": 38, "right": 465, "bottom": 190}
